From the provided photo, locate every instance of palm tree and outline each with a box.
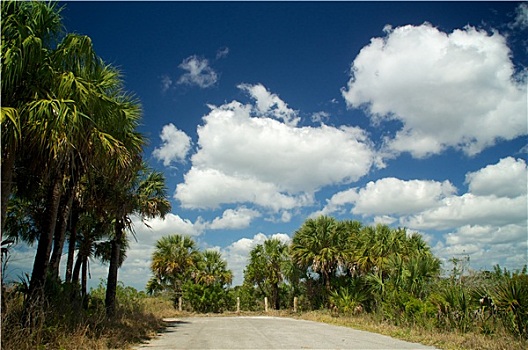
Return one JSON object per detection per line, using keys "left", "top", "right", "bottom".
{"left": 149, "top": 234, "right": 201, "bottom": 300}
{"left": 195, "top": 250, "right": 233, "bottom": 287}
{"left": 291, "top": 216, "right": 348, "bottom": 304}
{"left": 244, "top": 238, "right": 289, "bottom": 310}
{"left": 104, "top": 167, "right": 171, "bottom": 318}
{"left": 1, "top": 1, "right": 62, "bottom": 231}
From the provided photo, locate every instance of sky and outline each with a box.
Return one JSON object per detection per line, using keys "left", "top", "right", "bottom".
{"left": 5, "top": 1, "right": 528, "bottom": 290}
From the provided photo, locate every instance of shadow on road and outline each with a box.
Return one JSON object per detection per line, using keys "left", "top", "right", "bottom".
{"left": 158, "top": 318, "right": 191, "bottom": 334}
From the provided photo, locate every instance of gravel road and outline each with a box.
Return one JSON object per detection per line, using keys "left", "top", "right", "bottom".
{"left": 134, "top": 316, "right": 437, "bottom": 349}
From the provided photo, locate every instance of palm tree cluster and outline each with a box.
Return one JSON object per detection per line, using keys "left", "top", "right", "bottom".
{"left": 241, "top": 216, "right": 440, "bottom": 313}
{"left": 241, "top": 216, "right": 527, "bottom": 340}
{"left": 147, "top": 235, "right": 233, "bottom": 313}
{"left": 1, "top": 1, "right": 170, "bottom": 319}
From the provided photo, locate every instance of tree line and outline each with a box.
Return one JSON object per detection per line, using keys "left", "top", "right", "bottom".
{"left": 1, "top": 0, "right": 170, "bottom": 320}
{"left": 149, "top": 216, "right": 528, "bottom": 340}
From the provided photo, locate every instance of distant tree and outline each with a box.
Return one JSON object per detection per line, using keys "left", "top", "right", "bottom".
{"left": 291, "top": 216, "right": 349, "bottom": 305}
{"left": 184, "top": 250, "right": 233, "bottom": 313}
{"left": 148, "top": 235, "right": 201, "bottom": 304}
{"left": 244, "top": 238, "right": 290, "bottom": 310}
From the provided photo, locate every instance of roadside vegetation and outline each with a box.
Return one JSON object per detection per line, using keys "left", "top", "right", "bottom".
{"left": 1, "top": 2, "right": 526, "bottom": 350}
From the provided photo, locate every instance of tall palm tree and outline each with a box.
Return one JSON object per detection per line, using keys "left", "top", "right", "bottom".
{"left": 1, "top": 0, "right": 62, "bottom": 231}
{"left": 25, "top": 36, "right": 139, "bottom": 300}
{"left": 105, "top": 167, "right": 171, "bottom": 318}
{"left": 291, "top": 216, "right": 348, "bottom": 303}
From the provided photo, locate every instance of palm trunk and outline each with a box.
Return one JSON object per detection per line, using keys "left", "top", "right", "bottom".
{"left": 65, "top": 203, "right": 80, "bottom": 284}
{"left": 49, "top": 186, "right": 74, "bottom": 280}
{"left": 272, "top": 282, "right": 280, "bottom": 310}
{"left": 28, "top": 176, "right": 62, "bottom": 299}
{"left": 72, "top": 251, "right": 82, "bottom": 284}
{"left": 81, "top": 254, "right": 87, "bottom": 299}
{"left": 105, "top": 218, "right": 123, "bottom": 319}
{"left": 323, "top": 270, "right": 332, "bottom": 307}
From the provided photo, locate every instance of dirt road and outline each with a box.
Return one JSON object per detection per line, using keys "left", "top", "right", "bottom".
{"left": 134, "top": 316, "right": 437, "bottom": 349}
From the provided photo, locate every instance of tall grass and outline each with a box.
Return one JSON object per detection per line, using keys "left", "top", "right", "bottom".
{"left": 1, "top": 280, "right": 165, "bottom": 350}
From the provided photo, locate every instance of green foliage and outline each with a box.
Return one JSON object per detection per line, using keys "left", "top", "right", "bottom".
{"left": 183, "top": 280, "right": 231, "bottom": 313}
{"left": 488, "top": 267, "right": 528, "bottom": 339}
{"left": 244, "top": 237, "right": 290, "bottom": 310}
{"left": 147, "top": 235, "right": 233, "bottom": 313}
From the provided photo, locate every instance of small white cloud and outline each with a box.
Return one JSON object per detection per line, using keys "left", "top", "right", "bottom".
{"left": 177, "top": 55, "right": 218, "bottom": 88}
{"left": 342, "top": 23, "right": 527, "bottom": 158}
{"left": 512, "top": 3, "right": 528, "bottom": 30}
{"left": 152, "top": 123, "right": 192, "bottom": 166}
{"left": 216, "top": 47, "right": 229, "bottom": 59}
{"left": 311, "top": 111, "right": 330, "bottom": 124}
{"left": 208, "top": 207, "right": 261, "bottom": 230}
{"left": 161, "top": 75, "right": 173, "bottom": 93}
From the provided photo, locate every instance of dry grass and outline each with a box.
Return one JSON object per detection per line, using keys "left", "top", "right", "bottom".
{"left": 295, "top": 311, "right": 528, "bottom": 350}
{"left": 0, "top": 292, "right": 165, "bottom": 350}
{"left": 3, "top": 293, "right": 526, "bottom": 350}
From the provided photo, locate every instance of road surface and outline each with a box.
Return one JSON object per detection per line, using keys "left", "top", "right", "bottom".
{"left": 134, "top": 316, "right": 437, "bottom": 349}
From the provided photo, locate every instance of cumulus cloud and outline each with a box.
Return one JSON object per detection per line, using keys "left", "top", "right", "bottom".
{"left": 403, "top": 193, "right": 527, "bottom": 230}
{"left": 314, "top": 157, "right": 527, "bottom": 271}
{"left": 404, "top": 157, "right": 527, "bottom": 230}
{"left": 433, "top": 223, "right": 528, "bottom": 270}
{"left": 152, "top": 123, "right": 192, "bottom": 166}
{"left": 208, "top": 207, "right": 261, "bottom": 230}
{"left": 174, "top": 85, "right": 375, "bottom": 210}
{"left": 512, "top": 3, "right": 528, "bottom": 30}
{"left": 238, "top": 83, "right": 300, "bottom": 126}
{"left": 177, "top": 55, "right": 218, "bottom": 88}
{"left": 465, "top": 156, "right": 527, "bottom": 198}
{"left": 316, "top": 178, "right": 456, "bottom": 217}
{"left": 221, "top": 232, "right": 291, "bottom": 285}
{"left": 342, "top": 23, "right": 527, "bottom": 158}
{"left": 133, "top": 213, "right": 205, "bottom": 239}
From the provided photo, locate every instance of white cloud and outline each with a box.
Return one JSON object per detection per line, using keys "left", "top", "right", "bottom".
{"left": 177, "top": 55, "right": 218, "bottom": 88}
{"left": 433, "top": 223, "right": 528, "bottom": 271}
{"left": 222, "top": 232, "right": 291, "bottom": 286}
{"left": 314, "top": 157, "right": 528, "bottom": 272}
{"left": 403, "top": 193, "right": 527, "bottom": 230}
{"left": 311, "top": 188, "right": 359, "bottom": 217}
{"left": 133, "top": 213, "right": 205, "bottom": 240}
{"left": 216, "top": 47, "right": 229, "bottom": 59}
{"left": 174, "top": 86, "right": 375, "bottom": 210}
{"left": 513, "top": 3, "right": 528, "bottom": 30}
{"left": 342, "top": 23, "right": 527, "bottom": 158}
{"left": 238, "top": 83, "right": 300, "bottom": 126}
{"left": 311, "top": 111, "right": 330, "bottom": 124}
{"left": 352, "top": 178, "right": 457, "bottom": 216}
{"left": 316, "top": 178, "right": 456, "bottom": 217}
{"left": 404, "top": 157, "right": 527, "bottom": 230}
{"left": 175, "top": 167, "right": 313, "bottom": 211}
{"left": 152, "top": 123, "right": 192, "bottom": 166}
{"left": 208, "top": 207, "right": 261, "bottom": 230}
{"left": 161, "top": 75, "right": 173, "bottom": 93}
{"left": 465, "top": 157, "right": 527, "bottom": 198}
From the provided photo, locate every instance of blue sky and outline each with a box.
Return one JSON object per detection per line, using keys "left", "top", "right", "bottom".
{"left": 7, "top": 1, "right": 528, "bottom": 290}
